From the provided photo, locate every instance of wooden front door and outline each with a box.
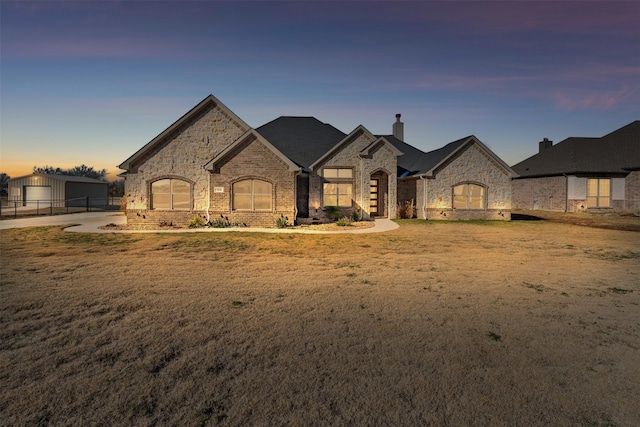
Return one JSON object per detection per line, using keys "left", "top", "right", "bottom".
{"left": 370, "top": 179, "right": 379, "bottom": 216}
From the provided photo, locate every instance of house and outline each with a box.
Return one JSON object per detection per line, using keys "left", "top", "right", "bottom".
{"left": 511, "top": 121, "right": 640, "bottom": 213}
{"left": 7, "top": 173, "right": 109, "bottom": 208}
{"left": 118, "top": 94, "right": 514, "bottom": 228}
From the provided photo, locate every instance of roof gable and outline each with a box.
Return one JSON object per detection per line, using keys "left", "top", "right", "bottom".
{"left": 310, "top": 125, "right": 382, "bottom": 170}
{"left": 204, "top": 129, "right": 300, "bottom": 172}
{"left": 118, "top": 94, "right": 250, "bottom": 171}
{"left": 418, "top": 136, "right": 515, "bottom": 177}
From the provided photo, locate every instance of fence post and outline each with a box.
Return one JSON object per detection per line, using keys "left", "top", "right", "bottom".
{"left": 86, "top": 197, "right": 90, "bottom": 212}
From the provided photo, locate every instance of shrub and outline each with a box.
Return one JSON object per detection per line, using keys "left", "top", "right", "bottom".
{"left": 351, "top": 209, "right": 361, "bottom": 222}
{"left": 210, "top": 215, "right": 232, "bottom": 228}
{"left": 187, "top": 215, "right": 207, "bottom": 228}
{"left": 323, "top": 206, "right": 342, "bottom": 221}
{"left": 397, "top": 199, "right": 415, "bottom": 219}
{"left": 336, "top": 217, "right": 352, "bottom": 227}
{"left": 276, "top": 215, "right": 289, "bottom": 228}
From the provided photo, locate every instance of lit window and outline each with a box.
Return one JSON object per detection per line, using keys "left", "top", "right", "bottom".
{"left": 151, "top": 179, "right": 191, "bottom": 210}
{"left": 453, "top": 183, "right": 485, "bottom": 209}
{"left": 233, "top": 179, "right": 272, "bottom": 210}
{"left": 587, "top": 178, "right": 610, "bottom": 208}
{"left": 323, "top": 168, "right": 353, "bottom": 179}
{"left": 322, "top": 168, "right": 353, "bottom": 207}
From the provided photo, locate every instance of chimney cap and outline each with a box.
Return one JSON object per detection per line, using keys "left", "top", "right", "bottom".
{"left": 395, "top": 113, "right": 401, "bottom": 120}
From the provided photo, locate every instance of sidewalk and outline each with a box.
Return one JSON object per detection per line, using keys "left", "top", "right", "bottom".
{"left": 0, "top": 212, "right": 399, "bottom": 234}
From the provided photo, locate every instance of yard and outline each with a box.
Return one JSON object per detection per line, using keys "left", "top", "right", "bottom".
{"left": 1, "top": 220, "right": 639, "bottom": 426}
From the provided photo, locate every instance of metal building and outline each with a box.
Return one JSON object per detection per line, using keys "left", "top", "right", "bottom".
{"left": 7, "top": 173, "right": 109, "bottom": 208}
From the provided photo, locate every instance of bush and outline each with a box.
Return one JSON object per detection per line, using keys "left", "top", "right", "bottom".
{"left": 336, "top": 217, "right": 352, "bottom": 227}
{"left": 187, "top": 215, "right": 207, "bottom": 228}
{"left": 210, "top": 215, "right": 232, "bottom": 228}
{"left": 276, "top": 215, "right": 289, "bottom": 228}
{"left": 351, "top": 209, "right": 361, "bottom": 222}
{"left": 323, "top": 206, "right": 342, "bottom": 221}
{"left": 397, "top": 200, "right": 415, "bottom": 219}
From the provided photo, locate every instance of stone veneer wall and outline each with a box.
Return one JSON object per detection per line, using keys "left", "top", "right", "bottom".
{"left": 124, "top": 102, "right": 248, "bottom": 228}
{"left": 309, "top": 131, "right": 398, "bottom": 220}
{"left": 424, "top": 143, "right": 512, "bottom": 220}
{"left": 209, "top": 135, "right": 296, "bottom": 228}
{"left": 512, "top": 176, "right": 567, "bottom": 212}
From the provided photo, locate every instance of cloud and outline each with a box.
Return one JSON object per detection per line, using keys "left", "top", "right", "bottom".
{"left": 552, "top": 87, "right": 640, "bottom": 111}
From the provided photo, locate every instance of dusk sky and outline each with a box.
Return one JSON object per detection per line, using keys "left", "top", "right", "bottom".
{"left": 1, "top": 1, "right": 639, "bottom": 181}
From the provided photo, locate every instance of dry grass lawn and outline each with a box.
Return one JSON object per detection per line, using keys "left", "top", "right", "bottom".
{"left": 1, "top": 220, "right": 639, "bottom": 426}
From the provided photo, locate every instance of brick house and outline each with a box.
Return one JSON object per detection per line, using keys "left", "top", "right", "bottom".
{"left": 512, "top": 121, "right": 640, "bottom": 213}
{"left": 118, "top": 94, "right": 515, "bottom": 227}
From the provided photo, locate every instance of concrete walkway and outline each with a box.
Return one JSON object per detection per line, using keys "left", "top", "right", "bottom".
{"left": 0, "top": 212, "right": 399, "bottom": 234}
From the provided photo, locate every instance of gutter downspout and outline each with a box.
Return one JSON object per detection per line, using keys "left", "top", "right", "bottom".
{"left": 360, "top": 157, "right": 365, "bottom": 219}
{"left": 205, "top": 166, "right": 211, "bottom": 223}
{"left": 563, "top": 173, "right": 568, "bottom": 212}
{"left": 422, "top": 175, "right": 428, "bottom": 220}
{"left": 293, "top": 170, "right": 300, "bottom": 220}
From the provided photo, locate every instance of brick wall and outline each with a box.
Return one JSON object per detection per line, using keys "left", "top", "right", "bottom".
{"left": 512, "top": 176, "right": 567, "bottom": 211}
{"left": 209, "top": 135, "right": 296, "bottom": 227}
{"left": 625, "top": 171, "right": 640, "bottom": 212}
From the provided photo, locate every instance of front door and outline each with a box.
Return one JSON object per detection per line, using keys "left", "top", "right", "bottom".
{"left": 370, "top": 179, "right": 379, "bottom": 217}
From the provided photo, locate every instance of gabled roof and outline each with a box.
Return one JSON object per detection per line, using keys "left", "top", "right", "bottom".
{"left": 118, "top": 94, "right": 250, "bottom": 171}
{"left": 309, "top": 125, "right": 379, "bottom": 170}
{"left": 256, "top": 117, "right": 346, "bottom": 169}
{"left": 359, "top": 136, "right": 403, "bottom": 159}
{"left": 512, "top": 121, "right": 640, "bottom": 177}
{"left": 204, "top": 129, "right": 300, "bottom": 172}
{"left": 416, "top": 136, "right": 515, "bottom": 178}
{"left": 378, "top": 134, "right": 428, "bottom": 176}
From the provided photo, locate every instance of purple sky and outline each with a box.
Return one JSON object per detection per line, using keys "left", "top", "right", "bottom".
{"left": 1, "top": 1, "right": 638, "bottom": 180}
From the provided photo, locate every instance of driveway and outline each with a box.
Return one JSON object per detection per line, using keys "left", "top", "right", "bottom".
{"left": 0, "top": 212, "right": 399, "bottom": 234}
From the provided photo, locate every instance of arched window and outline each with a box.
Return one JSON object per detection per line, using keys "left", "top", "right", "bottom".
{"left": 151, "top": 179, "right": 191, "bottom": 210}
{"left": 453, "top": 183, "right": 485, "bottom": 209}
{"left": 233, "top": 179, "right": 272, "bottom": 210}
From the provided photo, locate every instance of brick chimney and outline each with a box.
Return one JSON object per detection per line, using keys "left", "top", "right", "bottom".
{"left": 393, "top": 113, "right": 404, "bottom": 141}
{"left": 539, "top": 138, "right": 552, "bottom": 153}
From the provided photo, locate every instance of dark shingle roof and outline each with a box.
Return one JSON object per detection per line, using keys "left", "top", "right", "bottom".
{"left": 512, "top": 121, "right": 640, "bottom": 177}
{"left": 380, "top": 135, "right": 470, "bottom": 176}
{"left": 256, "top": 117, "right": 346, "bottom": 168}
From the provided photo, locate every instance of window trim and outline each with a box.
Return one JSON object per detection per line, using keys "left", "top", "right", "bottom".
{"left": 321, "top": 167, "right": 354, "bottom": 208}
{"left": 232, "top": 178, "right": 274, "bottom": 211}
{"left": 452, "top": 182, "right": 486, "bottom": 210}
{"left": 149, "top": 177, "right": 193, "bottom": 211}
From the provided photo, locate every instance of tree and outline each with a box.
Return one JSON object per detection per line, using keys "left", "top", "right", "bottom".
{"left": 33, "top": 164, "right": 107, "bottom": 181}
{"left": 109, "top": 179, "right": 125, "bottom": 197}
{"left": 0, "top": 172, "right": 10, "bottom": 196}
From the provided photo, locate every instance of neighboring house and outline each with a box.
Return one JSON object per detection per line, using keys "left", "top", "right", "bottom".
{"left": 511, "top": 121, "right": 640, "bottom": 213}
{"left": 118, "top": 94, "right": 514, "bottom": 228}
{"left": 7, "top": 173, "right": 109, "bottom": 208}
